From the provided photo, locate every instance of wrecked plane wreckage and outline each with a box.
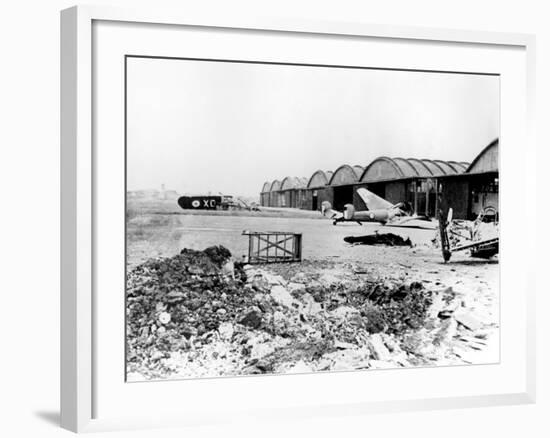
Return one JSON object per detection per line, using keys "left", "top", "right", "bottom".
{"left": 321, "top": 188, "right": 433, "bottom": 228}
{"left": 438, "top": 206, "right": 499, "bottom": 262}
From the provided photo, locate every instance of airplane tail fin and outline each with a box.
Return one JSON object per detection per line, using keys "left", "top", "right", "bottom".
{"left": 321, "top": 201, "right": 345, "bottom": 222}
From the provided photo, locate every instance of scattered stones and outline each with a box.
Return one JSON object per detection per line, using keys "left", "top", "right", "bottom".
{"left": 221, "top": 260, "right": 235, "bottom": 278}
{"left": 270, "top": 285, "right": 297, "bottom": 308}
{"left": 320, "top": 347, "right": 370, "bottom": 371}
{"left": 249, "top": 340, "right": 276, "bottom": 360}
{"left": 218, "top": 322, "right": 234, "bottom": 341}
{"left": 287, "top": 282, "right": 307, "bottom": 294}
{"left": 367, "top": 333, "right": 392, "bottom": 361}
{"left": 334, "top": 340, "right": 357, "bottom": 350}
{"left": 433, "top": 318, "right": 458, "bottom": 346}
{"left": 329, "top": 306, "right": 359, "bottom": 320}
{"left": 263, "top": 272, "right": 286, "bottom": 286}
{"left": 239, "top": 309, "right": 263, "bottom": 329}
{"left": 454, "top": 310, "right": 483, "bottom": 331}
{"left": 368, "top": 360, "right": 396, "bottom": 369}
{"left": 126, "top": 245, "right": 495, "bottom": 380}
{"left": 287, "top": 360, "right": 314, "bottom": 374}
{"left": 300, "top": 293, "right": 322, "bottom": 315}
{"left": 158, "top": 311, "right": 171, "bottom": 324}
{"left": 290, "top": 272, "right": 308, "bottom": 284}
{"left": 319, "top": 272, "right": 341, "bottom": 285}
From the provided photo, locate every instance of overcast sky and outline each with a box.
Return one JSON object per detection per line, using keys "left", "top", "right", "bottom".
{"left": 127, "top": 57, "right": 499, "bottom": 197}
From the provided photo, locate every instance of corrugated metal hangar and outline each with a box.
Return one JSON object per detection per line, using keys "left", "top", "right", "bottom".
{"left": 279, "top": 176, "right": 308, "bottom": 208}
{"left": 327, "top": 164, "right": 364, "bottom": 211}
{"left": 260, "top": 139, "right": 498, "bottom": 219}
{"left": 438, "top": 139, "right": 499, "bottom": 219}
{"left": 304, "top": 170, "right": 333, "bottom": 211}
{"left": 355, "top": 157, "right": 468, "bottom": 217}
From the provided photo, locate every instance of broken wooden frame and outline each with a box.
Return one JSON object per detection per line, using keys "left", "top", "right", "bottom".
{"left": 242, "top": 231, "right": 302, "bottom": 264}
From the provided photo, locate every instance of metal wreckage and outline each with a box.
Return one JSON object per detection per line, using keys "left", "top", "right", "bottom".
{"left": 438, "top": 206, "right": 499, "bottom": 262}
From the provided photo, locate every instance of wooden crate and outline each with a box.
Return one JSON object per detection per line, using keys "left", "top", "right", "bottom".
{"left": 242, "top": 231, "right": 302, "bottom": 264}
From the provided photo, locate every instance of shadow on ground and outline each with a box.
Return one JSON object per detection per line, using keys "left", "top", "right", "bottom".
{"left": 34, "top": 411, "right": 59, "bottom": 427}
{"left": 443, "top": 259, "right": 499, "bottom": 266}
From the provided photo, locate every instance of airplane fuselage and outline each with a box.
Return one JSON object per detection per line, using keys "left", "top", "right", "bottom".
{"left": 349, "top": 209, "right": 392, "bottom": 224}
{"left": 342, "top": 203, "right": 400, "bottom": 225}
{"left": 321, "top": 193, "right": 431, "bottom": 228}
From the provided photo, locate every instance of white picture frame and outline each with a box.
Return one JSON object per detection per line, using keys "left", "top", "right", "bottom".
{"left": 60, "top": 5, "right": 536, "bottom": 433}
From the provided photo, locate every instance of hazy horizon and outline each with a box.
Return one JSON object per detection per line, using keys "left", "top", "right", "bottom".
{"left": 127, "top": 57, "right": 499, "bottom": 198}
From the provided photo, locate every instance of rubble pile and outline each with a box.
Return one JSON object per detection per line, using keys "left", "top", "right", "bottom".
{"left": 126, "top": 246, "right": 249, "bottom": 375}
{"left": 127, "top": 246, "right": 493, "bottom": 380}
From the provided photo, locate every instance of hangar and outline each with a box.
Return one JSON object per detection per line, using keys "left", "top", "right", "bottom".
{"left": 304, "top": 170, "right": 333, "bottom": 211}
{"left": 356, "top": 157, "right": 468, "bottom": 216}
{"left": 279, "top": 176, "right": 308, "bottom": 208}
{"left": 260, "top": 181, "right": 271, "bottom": 207}
{"left": 268, "top": 180, "right": 282, "bottom": 207}
{"left": 438, "top": 139, "right": 498, "bottom": 219}
{"left": 258, "top": 141, "right": 499, "bottom": 219}
{"left": 328, "top": 165, "right": 364, "bottom": 211}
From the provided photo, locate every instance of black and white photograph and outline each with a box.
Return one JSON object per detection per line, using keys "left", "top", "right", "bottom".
{"left": 125, "top": 56, "right": 500, "bottom": 381}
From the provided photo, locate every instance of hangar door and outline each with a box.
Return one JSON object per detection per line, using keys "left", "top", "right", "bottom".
{"left": 333, "top": 185, "right": 354, "bottom": 212}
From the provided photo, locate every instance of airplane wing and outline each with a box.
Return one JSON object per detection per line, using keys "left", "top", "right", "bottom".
{"left": 321, "top": 201, "right": 344, "bottom": 220}
{"left": 326, "top": 209, "right": 344, "bottom": 220}
{"left": 356, "top": 188, "right": 394, "bottom": 210}
{"left": 386, "top": 215, "right": 435, "bottom": 229}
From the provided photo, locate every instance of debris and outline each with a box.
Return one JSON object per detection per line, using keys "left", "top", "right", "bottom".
{"left": 319, "top": 272, "right": 341, "bottom": 285}
{"left": 263, "top": 273, "right": 286, "bottom": 286}
{"left": 344, "top": 233, "right": 412, "bottom": 247}
{"left": 126, "top": 243, "right": 494, "bottom": 380}
{"left": 239, "top": 309, "right": 263, "bottom": 329}
{"left": 367, "top": 333, "right": 392, "bottom": 361}
{"left": 202, "top": 245, "right": 232, "bottom": 265}
{"left": 158, "top": 312, "right": 171, "bottom": 325}
{"left": 334, "top": 340, "right": 357, "bottom": 350}
{"left": 287, "top": 282, "right": 306, "bottom": 293}
{"left": 433, "top": 318, "right": 458, "bottom": 345}
{"left": 453, "top": 346, "right": 477, "bottom": 363}
{"left": 320, "top": 347, "right": 370, "bottom": 371}
{"left": 368, "top": 360, "right": 396, "bottom": 369}
{"left": 270, "top": 285, "right": 298, "bottom": 308}
{"left": 218, "top": 322, "right": 234, "bottom": 340}
{"left": 330, "top": 305, "right": 358, "bottom": 319}
{"left": 454, "top": 310, "right": 483, "bottom": 331}
{"left": 249, "top": 341, "right": 276, "bottom": 360}
{"left": 287, "top": 360, "right": 314, "bottom": 374}
{"left": 436, "top": 207, "right": 499, "bottom": 261}
{"left": 300, "top": 293, "right": 322, "bottom": 316}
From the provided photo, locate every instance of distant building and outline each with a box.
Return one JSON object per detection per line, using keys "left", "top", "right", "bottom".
{"left": 127, "top": 185, "right": 180, "bottom": 201}
{"left": 259, "top": 139, "right": 499, "bottom": 219}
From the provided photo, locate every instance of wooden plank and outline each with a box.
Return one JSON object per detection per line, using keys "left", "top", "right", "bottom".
{"left": 452, "top": 238, "right": 498, "bottom": 252}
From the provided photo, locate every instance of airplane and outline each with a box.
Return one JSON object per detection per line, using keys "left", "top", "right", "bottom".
{"left": 321, "top": 187, "right": 433, "bottom": 227}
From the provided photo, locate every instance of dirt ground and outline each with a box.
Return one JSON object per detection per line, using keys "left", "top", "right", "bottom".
{"left": 126, "top": 199, "right": 499, "bottom": 379}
